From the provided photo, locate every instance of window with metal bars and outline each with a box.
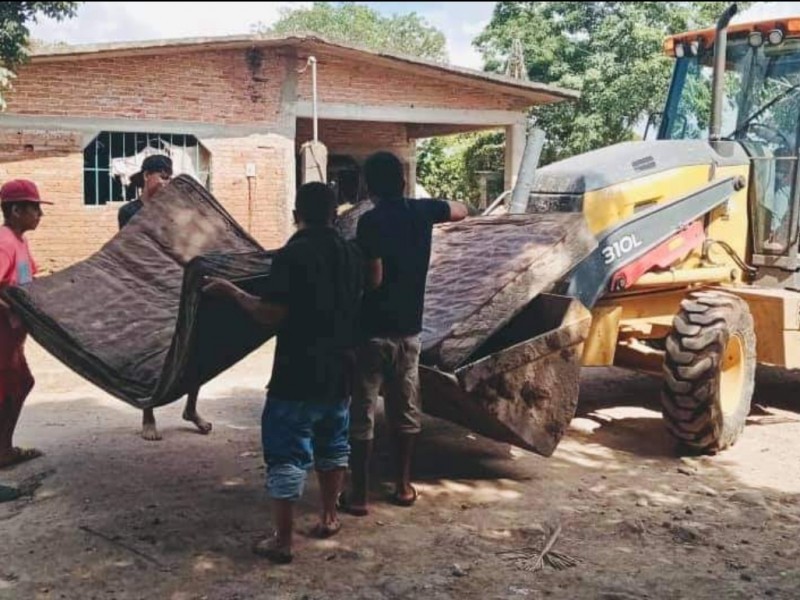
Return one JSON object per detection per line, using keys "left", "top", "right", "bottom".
{"left": 83, "top": 132, "right": 211, "bottom": 206}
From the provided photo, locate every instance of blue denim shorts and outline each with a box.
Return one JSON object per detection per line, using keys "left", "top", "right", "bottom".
{"left": 262, "top": 394, "right": 351, "bottom": 501}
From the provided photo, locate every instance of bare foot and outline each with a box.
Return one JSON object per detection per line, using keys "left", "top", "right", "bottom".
{"left": 183, "top": 409, "right": 212, "bottom": 434}
{"left": 0, "top": 447, "right": 43, "bottom": 469}
{"left": 141, "top": 422, "right": 162, "bottom": 441}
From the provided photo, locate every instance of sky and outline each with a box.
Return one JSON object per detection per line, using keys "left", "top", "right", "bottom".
{"left": 27, "top": 2, "right": 800, "bottom": 72}
{"left": 27, "top": 1, "right": 497, "bottom": 70}
{"left": 732, "top": 2, "right": 800, "bottom": 24}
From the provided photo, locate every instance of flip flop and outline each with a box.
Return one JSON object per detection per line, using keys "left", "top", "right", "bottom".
{"left": 337, "top": 491, "right": 369, "bottom": 517}
{"left": 0, "top": 447, "right": 43, "bottom": 470}
{"left": 253, "top": 537, "right": 293, "bottom": 564}
{"left": 390, "top": 484, "right": 418, "bottom": 507}
{"left": 309, "top": 521, "right": 342, "bottom": 539}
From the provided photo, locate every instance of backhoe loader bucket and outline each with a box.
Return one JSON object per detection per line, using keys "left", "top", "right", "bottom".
{"left": 419, "top": 294, "right": 591, "bottom": 456}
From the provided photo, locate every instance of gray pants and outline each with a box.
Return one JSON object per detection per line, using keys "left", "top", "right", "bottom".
{"left": 350, "top": 335, "right": 422, "bottom": 441}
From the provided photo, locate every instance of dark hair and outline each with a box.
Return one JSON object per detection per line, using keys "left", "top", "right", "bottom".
{"left": 130, "top": 154, "right": 173, "bottom": 188}
{"left": 295, "top": 182, "right": 336, "bottom": 226}
{"left": 142, "top": 154, "right": 173, "bottom": 175}
{"left": 364, "top": 151, "right": 405, "bottom": 198}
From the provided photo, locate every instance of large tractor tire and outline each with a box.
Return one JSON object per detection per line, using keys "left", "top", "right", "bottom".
{"left": 661, "top": 290, "right": 756, "bottom": 454}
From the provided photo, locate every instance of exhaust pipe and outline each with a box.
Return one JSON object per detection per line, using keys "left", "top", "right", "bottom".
{"left": 709, "top": 3, "right": 738, "bottom": 144}
{"left": 508, "top": 126, "right": 546, "bottom": 214}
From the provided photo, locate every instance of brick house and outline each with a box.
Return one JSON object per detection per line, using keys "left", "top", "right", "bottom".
{"left": 0, "top": 34, "right": 576, "bottom": 272}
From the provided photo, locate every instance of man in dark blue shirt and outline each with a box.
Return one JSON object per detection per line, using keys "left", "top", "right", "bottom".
{"left": 204, "top": 182, "right": 363, "bottom": 564}
{"left": 345, "top": 151, "right": 467, "bottom": 515}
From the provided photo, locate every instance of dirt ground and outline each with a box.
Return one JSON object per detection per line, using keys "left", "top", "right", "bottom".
{"left": 1, "top": 340, "right": 799, "bottom": 600}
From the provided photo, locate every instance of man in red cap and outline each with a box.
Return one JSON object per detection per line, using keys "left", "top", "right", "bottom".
{"left": 0, "top": 179, "right": 50, "bottom": 469}
{"left": 118, "top": 154, "right": 211, "bottom": 441}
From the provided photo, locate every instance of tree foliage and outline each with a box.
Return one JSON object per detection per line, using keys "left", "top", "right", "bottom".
{"left": 417, "top": 135, "right": 471, "bottom": 201}
{"left": 1, "top": 2, "right": 79, "bottom": 109}
{"left": 417, "top": 131, "right": 505, "bottom": 204}
{"left": 473, "top": 2, "right": 750, "bottom": 164}
{"left": 257, "top": 1, "right": 447, "bottom": 62}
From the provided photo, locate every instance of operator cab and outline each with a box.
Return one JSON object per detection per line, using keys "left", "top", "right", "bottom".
{"left": 660, "top": 18, "right": 800, "bottom": 261}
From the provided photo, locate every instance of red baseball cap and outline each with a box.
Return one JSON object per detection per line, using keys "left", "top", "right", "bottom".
{"left": 0, "top": 179, "right": 53, "bottom": 205}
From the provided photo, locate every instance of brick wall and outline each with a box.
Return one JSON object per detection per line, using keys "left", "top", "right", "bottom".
{"left": 0, "top": 130, "right": 294, "bottom": 271}
{"left": 0, "top": 130, "right": 100, "bottom": 273}
{"left": 296, "top": 118, "right": 415, "bottom": 198}
{"left": 1, "top": 47, "right": 300, "bottom": 270}
{"left": 295, "top": 50, "right": 532, "bottom": 112}
{"left": 6, "top": 47, "right": 286, "bottom": 125}
{"left": 202, "top": 133, "right": 295, "bottom": 251}
{"left": 1, "top": 43, "right": 532, "bottom": 270}
{"left": 9, "top": 45, "right": 534, "bottom": 119}
{"left": 295, "top": 119, "right": 408, "bottom": 157}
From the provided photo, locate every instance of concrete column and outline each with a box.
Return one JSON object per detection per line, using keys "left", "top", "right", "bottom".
{"left": 283, "top": 141, "right": 297, "bottom": 243}
{"left": 299, "top": 140, "right": 328, "bottom": 184}
{"left": 504, "top": 120, "right": 527, "bottom": 192}
{"left": 478, "top": 173, "right": 488, "bottom": 209}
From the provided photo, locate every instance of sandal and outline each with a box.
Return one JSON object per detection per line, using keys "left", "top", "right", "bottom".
{"left": 0, "top": 447, "right": 43, "bottom": 470}
{"left": 309, "top": 520, "right": 342, "bottom": 539}
{"left": 390, "top": 485, "right": 418, "bottom": 507}
{"left": 253, "top": 536, "right": 293, "bottom": 564}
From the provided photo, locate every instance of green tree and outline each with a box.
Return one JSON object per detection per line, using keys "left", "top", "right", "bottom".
{"left": 256, "top": 2, "right": 447, "bottom": 62}
{"left": 473, "top": 2, "right": 750, "bottom": 164}
{"left": 417, "top": 131, "right": 505, "bottom": 205}
{"left": 417, "top": 135, "right": 471, "bottom": 201}
{"left": 1, "top": 2, "right": 80, "bottom": 109}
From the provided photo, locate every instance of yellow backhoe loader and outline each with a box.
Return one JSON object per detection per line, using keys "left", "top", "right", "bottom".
{"left": 509, "top": 3, "right": 800, "bottom": 455}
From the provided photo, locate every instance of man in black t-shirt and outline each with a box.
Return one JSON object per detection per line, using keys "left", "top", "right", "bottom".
{"left": 344, "top": 151, "right": 467, "bottom": 516}
{"left": 203, "top": 182, "right": 363, "bottom": 564}
{"left": 118, "top": 154, "right": 172, "bottom": 229}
